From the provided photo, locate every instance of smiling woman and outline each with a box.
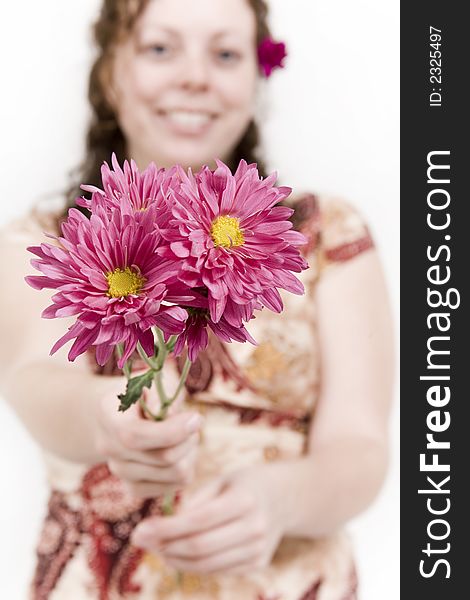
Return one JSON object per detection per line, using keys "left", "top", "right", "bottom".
{"left": 0, "top": 0, "right": 395, "bottom": 599}
{"left": 108, "top": 0, "right": 259, "bottom": 170}
{"left": 72, "top": 0, "right": 269, "bottom": 214}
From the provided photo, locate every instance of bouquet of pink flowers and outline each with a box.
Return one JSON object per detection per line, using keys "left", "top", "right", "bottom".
{"left": 25, "top": 155, "right": 308, "bottom": 514}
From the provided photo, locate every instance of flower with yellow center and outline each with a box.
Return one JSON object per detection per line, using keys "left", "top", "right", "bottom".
{"left": 106, "top": 267, "right": 146, "bottom": 298}
{"left": 210, "top": 215, "right": 244, "bottom": 248}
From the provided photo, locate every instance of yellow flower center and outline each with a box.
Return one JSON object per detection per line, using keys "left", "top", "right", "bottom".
{"left": 210, "top": 216, "right": 244, "bottom": 248}
{"left": 106, "top": 267, "right": 145, "bottom": 298}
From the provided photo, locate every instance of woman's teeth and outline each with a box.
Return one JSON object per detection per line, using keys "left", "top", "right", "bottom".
{"left": 165, "top": 110, "right": 212, "bottom": 128}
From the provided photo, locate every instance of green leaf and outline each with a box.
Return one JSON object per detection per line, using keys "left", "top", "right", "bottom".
{"left": 118, "top": 369, "right": 155, "bottom": 412}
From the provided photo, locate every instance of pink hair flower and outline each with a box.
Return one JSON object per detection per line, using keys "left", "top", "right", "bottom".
{"left": 25, "top": 204, "right": 192, "bottom": 368}
{"left": 257, "top": 37, "right": 287, "bottom": 78}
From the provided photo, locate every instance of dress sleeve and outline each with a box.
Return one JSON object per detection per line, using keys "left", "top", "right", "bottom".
{"left": 314, "top": 197, "right": 374, "bottom": 275}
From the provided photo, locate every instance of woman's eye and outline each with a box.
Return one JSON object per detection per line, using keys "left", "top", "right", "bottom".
{"left": 217, "top": 49, "right": 241, "bottom": 64}
{"left": 149, "top": 44, "right": 170, "bottom": 57}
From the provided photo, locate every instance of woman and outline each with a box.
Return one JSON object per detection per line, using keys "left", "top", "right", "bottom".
{"left": 0, "top": 0, "right": 394, "bottom": 598}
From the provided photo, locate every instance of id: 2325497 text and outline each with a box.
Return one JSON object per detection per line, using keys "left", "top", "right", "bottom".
{"left": 429, "top": 26, "right": 443, "bottom": 107}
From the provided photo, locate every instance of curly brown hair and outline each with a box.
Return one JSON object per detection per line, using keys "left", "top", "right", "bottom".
{"left": 63, "top": 0, "right": 271, "bottom": 220}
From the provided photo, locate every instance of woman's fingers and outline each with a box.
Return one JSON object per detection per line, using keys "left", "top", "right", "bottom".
{"left": 107, "top": 430, "right": 200, "bottom": 498}
{"left": 133, "top": 487, "right": 251, "bottom": 544}
{"left": 126, "top": 431, "right": 200, "bottom": 467}
{"left": 118, "top": 410, "right": 203, "bottom": 451}
{"left": 96, "top": 390, "right": 203, "bottom": 457}
{"left": 161, "top": 539, "right": 264, "bottom": 575}
{"left": 97, "top": 386, "right": 203, "bottom": 497}
{"left": 109, "top": 454, "right": 197, "bottom": 499}
{"left": 162, "top": 515, "right": 263, "bottom": 559}
{"left": 108, "top": 447, "right": 198, "bottom": 485}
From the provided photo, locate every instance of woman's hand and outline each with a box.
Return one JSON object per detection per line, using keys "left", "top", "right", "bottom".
{"left": 93, "top": 371, "right": 203, "bottom": 499}
{"left": 130, "top": 464, "right": 288, "bottom": 575}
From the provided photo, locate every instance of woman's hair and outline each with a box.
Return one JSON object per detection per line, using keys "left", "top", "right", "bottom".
{"left": 63, "top": 0, "right": 271, "bottom": 219}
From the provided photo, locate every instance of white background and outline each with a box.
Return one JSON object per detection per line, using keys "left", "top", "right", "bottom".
{"left": 0, "top": 1, "right": 399, "bottom": 598}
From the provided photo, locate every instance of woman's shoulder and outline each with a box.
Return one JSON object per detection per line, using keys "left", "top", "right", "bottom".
{"left": 0, "top": 208, "right": 59, "bottom": 247}
{"left": 0, "top": 208, "right": 60, "bottom": 298}
{"left": 287, "top": 191, "right": 374, "bottom": 270}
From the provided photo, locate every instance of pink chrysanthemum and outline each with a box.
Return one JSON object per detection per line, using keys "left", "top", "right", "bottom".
{"left": 175, "top": 310, "right": 258, "bottom": 362}
{"left": 25, "top": 204, "right": 191, "bottom": 368}
{"left": 257, "top": 37, "right": 287, "bottom": 78}
{"left": 172, "top": 289, "right": 259, "bottom": 362}
{"left": 158, "top": 160, "right": 308, "bottom": 327}
{"left": 77, "top": 153, "right": 174, "bottom": 229}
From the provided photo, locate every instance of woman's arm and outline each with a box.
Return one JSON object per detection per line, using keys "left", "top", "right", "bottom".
{"left": 1, "top": 250, "right": 125, "bottom": 464}
{"left": 0, "top": 226, "right": 127, "bottom": 464}
{"left": 277, "top": 247, "right": 394, "bottom": 537}
{"left": 0, "top": 224, "right": 202, "bottom": 476}
{"left": 2, "top": 358, "right": 126, "bottom": 465}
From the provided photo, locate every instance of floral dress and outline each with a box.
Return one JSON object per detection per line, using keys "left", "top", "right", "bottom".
{"left": 21, "top": 193, "right": 374, "bottom": 600}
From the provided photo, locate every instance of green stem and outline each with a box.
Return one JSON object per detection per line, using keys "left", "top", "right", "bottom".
{"left": 154, "top": 370, "right": 170, "bottom": 420}
{"left": 155, "top": 326, "right": 166, "bottom": 348}
{"left": 136, "top": 341, "right": 158, "bottom": 370}
{"left": 162, "top": 492, "right": 176, "bottom": 515}
{"left": 169, "top": 357, "right": 191, "bottom": 404}
{"left": 154, "top": 328, "right": 168, "bottom": 367}
{"left": 152, "top": 328, "right": 170, "bottom": 419}
{"left": 166, "top": 335, "right": 178, "bottom": 351}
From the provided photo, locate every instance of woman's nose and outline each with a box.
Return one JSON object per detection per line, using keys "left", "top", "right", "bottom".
{"left": 177, "top": 52, "right": 211, "bottom": 92}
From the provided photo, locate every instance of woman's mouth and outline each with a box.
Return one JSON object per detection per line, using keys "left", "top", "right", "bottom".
{"left": 156, "top": 109, "right": 217, "bottom": 136}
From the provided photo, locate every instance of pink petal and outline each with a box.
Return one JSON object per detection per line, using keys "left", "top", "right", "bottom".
{"left": 170, "top": 241, "right": 190, "bottom": 257}
{"left": 95, "top": 343, "right": 114, "bottom": 366}
{"left": 259, "top": 288, "right": 284, "bottom": 313}
{"left": 68, "top": 326, "right": 100, "bottom": 361}
{"left": 138, "top": 328, "right": 155, "bottom": 358}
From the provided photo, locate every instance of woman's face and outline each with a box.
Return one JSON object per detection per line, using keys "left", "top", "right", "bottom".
{"left": 109, "top": 0, "right": 259, "bottom": 170}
